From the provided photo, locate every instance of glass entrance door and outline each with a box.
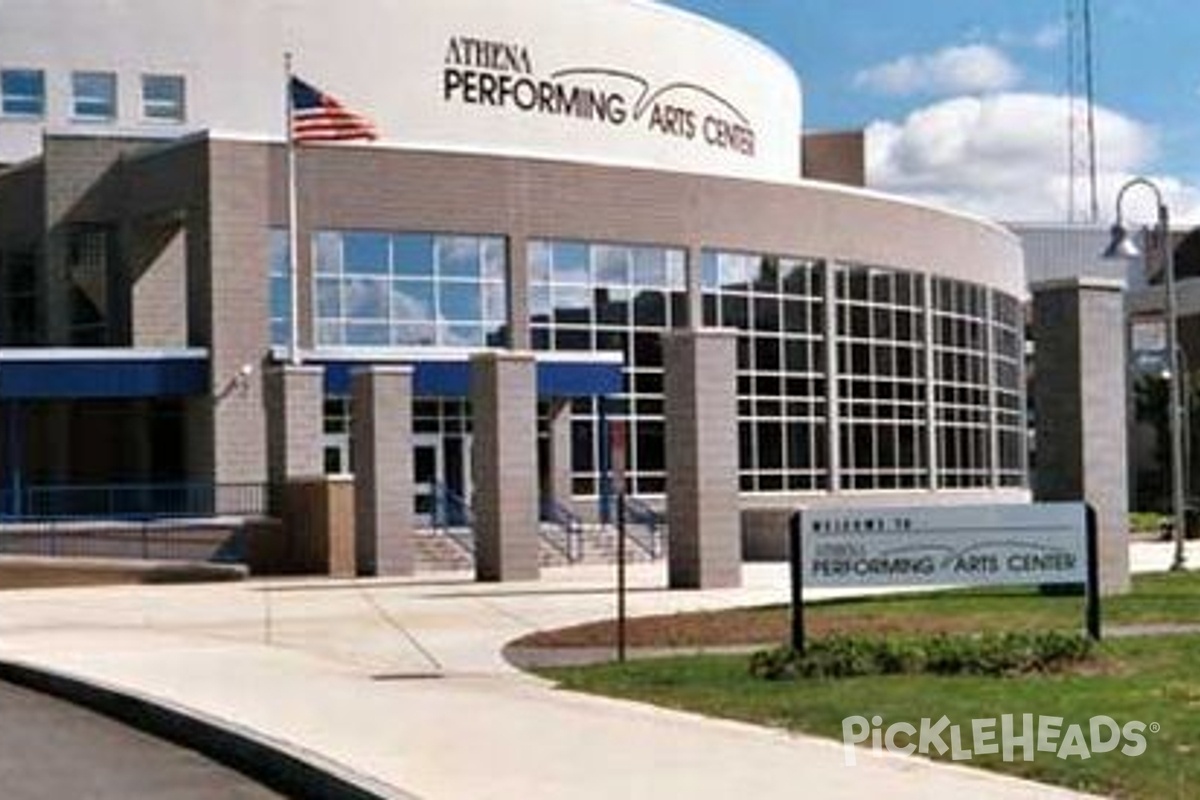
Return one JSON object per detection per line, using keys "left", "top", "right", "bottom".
{"left": 414, "top": 434, "right": 440, "bottom": 524}
{"left": 413, "top": 433, "right": 472, "bottom": 526}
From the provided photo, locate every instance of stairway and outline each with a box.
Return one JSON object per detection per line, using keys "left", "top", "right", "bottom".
{"left": 412, "top": 523, "right": 666, "bottom": 572}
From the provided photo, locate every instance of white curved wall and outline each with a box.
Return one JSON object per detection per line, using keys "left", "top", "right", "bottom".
{"left": 0, "top": 0, "right": 802, "bottom": 181}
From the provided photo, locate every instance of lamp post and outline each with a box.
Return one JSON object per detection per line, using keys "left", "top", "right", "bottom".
{"left": 1104, "top": 177, "right": 1187, "bottom": 570}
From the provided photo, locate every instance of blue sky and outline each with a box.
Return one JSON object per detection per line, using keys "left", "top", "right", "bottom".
{"left": 664, "top": 0, "right": 1200, "bottom": 223}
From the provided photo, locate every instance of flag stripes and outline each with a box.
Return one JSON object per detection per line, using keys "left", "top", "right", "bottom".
{"left": 290, "top": 76, "right": 378, "bottom": 143}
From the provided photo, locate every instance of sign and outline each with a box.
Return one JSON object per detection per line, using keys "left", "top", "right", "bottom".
{"left": 802, "top": 504, "right": 1088, "bottom": 588}
{"left": 787, "top": 503, "right": 1100, "bottom": 653}
{"left": 442, "top": 35, "right": 759, "bottom": 160}
{"left": 1131, "top": 319, "right": 1167, "bottom": 356}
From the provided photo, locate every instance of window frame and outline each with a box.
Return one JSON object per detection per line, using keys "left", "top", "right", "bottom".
{"left": 1, "top": 68, "right": 46, "bottom": 118}
{"left": 140, "top": 73, "right": 186, "bottom": 123}
{"left": 71, "top": 70, "right": 118, "bottom": 122}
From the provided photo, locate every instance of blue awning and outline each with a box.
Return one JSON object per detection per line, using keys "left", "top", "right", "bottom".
{"left": 0, "top": 349, "right": 209, "bottom": 399}
{"left": 318, "top": 356, "right": 623, "bottom": 398}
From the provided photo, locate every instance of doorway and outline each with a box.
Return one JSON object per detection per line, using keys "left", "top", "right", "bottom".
{"left": 414, "top": 433, "right": 472, "bottom": 526}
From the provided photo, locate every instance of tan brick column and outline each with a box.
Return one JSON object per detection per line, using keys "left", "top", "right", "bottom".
{"left": 470, "top": 352, "right": 539, "bottom": 582}
{"left": 1031, "top": 278, "right": 1130, "bottom": 595}
{"left": 264, "top": 364, "right": 324, "bottom": 486}
{"left": 545, "top": 398, "right": 573, "bottom": 504}
{"left": 663, "top": 329, "right": 742, "bottom": 589}
{"left": 352, "top": 366, "right": 415, "bottom": 576}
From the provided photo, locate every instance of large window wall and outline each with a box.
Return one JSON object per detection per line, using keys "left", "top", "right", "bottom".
{"left": 992, "top": 292, "right": 1027, "bottom": 487}
{"left": 834, "top": 265, "right": 928, "bottom": 490}
{"left": 702, "top": 251, "right": 828, "bottom": 492}
{"left": 931, "top": 278, "right": 992, "bottom": 489}
{"left": 266, "top": 225, "right": 1027, "bottom": 498}
{"left": 312, "top": 230, "right": 507, "bottom": 348}
{"left": 529, "top": 240, "right": 687, "bottom": 496}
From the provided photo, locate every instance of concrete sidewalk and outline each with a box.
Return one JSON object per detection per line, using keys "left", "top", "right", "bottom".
{"left": 1, "top": 544, "right": 1189, "bottom": 799}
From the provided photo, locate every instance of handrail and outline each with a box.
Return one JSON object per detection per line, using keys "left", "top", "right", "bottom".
{"left": 540, "top": 495, "right": 584, "bottom": 563}
{"left": 1, "top": 482, "right": 269, "bottom": 521}
{"left": 431, "top": 482, "right": 475, "bottom": 556}
{"left": 623, "top": 495, "right": 664, "bottom": 558}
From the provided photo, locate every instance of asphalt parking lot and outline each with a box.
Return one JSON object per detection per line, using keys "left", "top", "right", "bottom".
{"left": 0, "top": 680, "right": 283, "bottom": 800}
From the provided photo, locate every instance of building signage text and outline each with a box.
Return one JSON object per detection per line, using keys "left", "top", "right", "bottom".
{"left": 442, "top": 35, "right": 756, "bottom": 158}
{"left": 801, "top": 504, "right": 1088, "bottom": 588}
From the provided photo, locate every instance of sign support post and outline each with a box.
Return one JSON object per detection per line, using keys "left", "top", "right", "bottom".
{"left": 612, "top": 420, "right": 628, "bottom": 663}
{"left": 1085, "top": 504, "right": 1102, "bottom": 641}
{"left": 788, "top": 512, "right": 805, "bottom": 654}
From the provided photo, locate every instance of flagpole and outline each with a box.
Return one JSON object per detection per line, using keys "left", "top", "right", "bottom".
{"left": 284, "top": 51, "right": 302, "bottom": 366}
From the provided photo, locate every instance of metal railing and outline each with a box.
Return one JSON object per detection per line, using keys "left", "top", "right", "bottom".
{"left": 624, "top": 495, "right": 665, "bottom": 558}
{"left": 0, "top": 482, "right": 269, "bottom": 521}
{"left": 0, "top": 517, "right": 249, "bottom": 563}
{"left": 540, "top": 495, "right": 584, "bottom": 563}
{"left": 431, "top": 482, "right": 475, "bottom": 556}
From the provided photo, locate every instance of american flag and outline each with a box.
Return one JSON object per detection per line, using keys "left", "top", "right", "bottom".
{"left": 290, "top": 77, "right": 378, "bottom": 143}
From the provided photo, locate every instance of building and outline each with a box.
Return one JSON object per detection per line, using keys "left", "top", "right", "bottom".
{"left": 1014, "top": 221, "right": 1200, "bottom": 515}
{"left": 0, "top": 0, "right": 1029, "bottom": 580}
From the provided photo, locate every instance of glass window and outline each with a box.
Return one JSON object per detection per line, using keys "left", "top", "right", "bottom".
{"left": 141, "top": 74, "right": 185, "bottom": 121}
{"left": 438, "top": 236, "right": 481, "bottom": 278}
{"left": 550, "top": 242, "right": 589, "bottom": 284}
{"left": 72, "top": 71, "right": 117, "bottom": 120}
{"left": 532, "top": 239, "right": 687, "bottom": 497}
{"left": 391, "top": 281, "right": 435, "bottom": 321}
{"left": 393, "top": 234, "right": 434, "bottom": 277}
{"left": 269, "top": 229, "right": 292, "bottom": 347}
{"left": 345, "top": 278, "right": 388, "bottom": 319}
{"left": 594, "top": 245, "right": 630, "bottom": 285}
{"left": 439, "top": 282, "right": 481, "bottom": 321}
{"left": 704, "top": 248, "right": 828, "bottom": 492}
{"left": 1, "top": 69, "right": 44, "bottom": 117}
{"left": 343, "top": 232, "right": 390, "bottom": 275}
{"left": 311, "top": 231, "right": 506, "bottom": 349}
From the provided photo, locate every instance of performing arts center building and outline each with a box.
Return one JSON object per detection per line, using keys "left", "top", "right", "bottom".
{"left": 0, "top": 0, "right": 1030, "bottom": 582}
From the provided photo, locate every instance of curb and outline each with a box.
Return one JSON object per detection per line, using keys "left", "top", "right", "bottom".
{"left": 0, "top": 660, "right": 416, "bottom": 800}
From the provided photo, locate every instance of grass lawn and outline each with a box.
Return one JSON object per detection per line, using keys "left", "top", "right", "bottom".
{"left": 516, "top": 571, "right": 1200, "bottom": 649}
{"left": 531, "top": 572, "right": 1200, "bottom": 798}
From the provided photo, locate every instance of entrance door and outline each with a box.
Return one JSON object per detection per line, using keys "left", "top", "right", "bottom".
{"left": 413, "top": 434, "right": 441, "bottom": 524}
{"left": 413, "top": 434, "right": 472, "bottom": 526}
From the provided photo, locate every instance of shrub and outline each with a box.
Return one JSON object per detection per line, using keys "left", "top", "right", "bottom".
{"left": 748, "top": 631, "right": 1093, "bottom": 681}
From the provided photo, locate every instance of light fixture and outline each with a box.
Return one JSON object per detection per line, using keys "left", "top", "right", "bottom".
{"left": 1103, "top": 177, "right": 1187, "bottom": 571}
{"left": 1103, "top": 222, "right": 1142, "bottom": 260}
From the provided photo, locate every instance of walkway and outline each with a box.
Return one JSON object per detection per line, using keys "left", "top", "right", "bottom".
{"left": 0, "top": 542, "right": 1190, "bottom": 799}
{"left": 0, "top": 679, "right": 282, "bottom": 800}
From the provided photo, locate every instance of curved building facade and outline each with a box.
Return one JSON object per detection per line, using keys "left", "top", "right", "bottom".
{"left": 0, "top": 0, "right": 1028, "bottom": 575}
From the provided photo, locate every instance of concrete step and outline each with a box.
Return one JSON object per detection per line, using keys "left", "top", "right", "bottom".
{"left": 411, "top": 525, "right": 668, "bottom": 571}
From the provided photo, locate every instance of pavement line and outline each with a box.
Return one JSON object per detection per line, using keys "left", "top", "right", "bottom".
{"left": 356, "top": 586, "right": 445, "bottom": 673}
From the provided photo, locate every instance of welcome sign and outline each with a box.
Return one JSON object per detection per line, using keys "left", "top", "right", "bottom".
{"left": 802, "top": 504, "right": 1088, "bottom": 588}
{"left": 787, "top": 503, "right": 1099, "bottom": 651}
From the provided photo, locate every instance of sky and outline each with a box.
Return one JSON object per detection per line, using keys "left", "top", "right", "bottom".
{"left": 664, "top": 0, "right": 1200, "bottom": 224}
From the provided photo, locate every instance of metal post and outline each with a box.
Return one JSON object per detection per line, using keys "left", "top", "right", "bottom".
{"left": 1106, "top": 179, "right": 1187, "bottom": 570}
{"left": 284, "top": 52, "right": 302, "bottom": 366}
{"left": 1084, "top": 504, "right": 1102, "bottom": 640}
{"left": 612, "top": 418, "right": 628, "bottom": 663}
{"left": 597, "top": 401, "right": 610, "bottom": 524}
{"left": 617, "top": 490, "right": 627, "bottom": 663}
{"left": 788, "top": 513, "right": 805, "bottom": 654}
{"left": 1160, "top": 203, "right": 1187, "bottom": 570}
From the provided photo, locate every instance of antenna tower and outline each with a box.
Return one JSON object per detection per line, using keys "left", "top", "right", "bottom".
{"left": 1066, "top": 0, "right": 1099, "bottom": 223}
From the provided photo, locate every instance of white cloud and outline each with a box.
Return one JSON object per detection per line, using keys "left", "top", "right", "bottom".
{"left": 1030, "top": 22, "right": 1068, "bottom": 51}
{"left": 865, "top": 92, "right": 1200, "bottom": 224}
{"left": 998, "top": 22, "right": 1067, "bottom": 52}
{"left": 854, "top": 44, "right": 1021, "bottom": 97}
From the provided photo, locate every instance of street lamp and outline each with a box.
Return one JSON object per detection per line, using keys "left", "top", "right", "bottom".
{"left": 1104, "top": 177, "right": 1187, "bottom": 570}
